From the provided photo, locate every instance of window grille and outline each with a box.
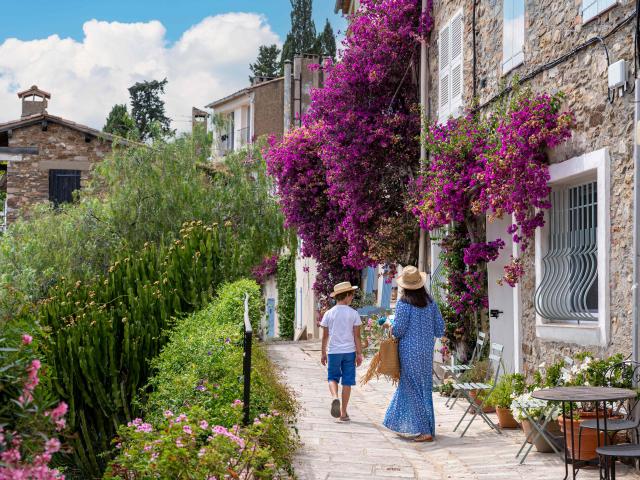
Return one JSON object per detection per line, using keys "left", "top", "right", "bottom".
{"left": 535, "top": 181, "right": 598, "bottom": 322}
{"left": 429, "top": 228, "right": 447, "bottom": 305}
{"left": 49, "top": 169, "right": 81, "bottom": 206}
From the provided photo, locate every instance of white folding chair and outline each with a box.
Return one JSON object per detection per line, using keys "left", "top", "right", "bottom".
{"left": 442, "top": 331, "right": 486, "bottom": 409}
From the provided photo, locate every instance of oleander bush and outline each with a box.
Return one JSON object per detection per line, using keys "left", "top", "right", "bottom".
{"left": 105, "top": 279, "right": 297, "bottom": 479}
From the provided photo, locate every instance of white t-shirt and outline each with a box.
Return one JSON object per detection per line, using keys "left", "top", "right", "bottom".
{"left": 320, "top": 305, "right": 362, "bottom": 354}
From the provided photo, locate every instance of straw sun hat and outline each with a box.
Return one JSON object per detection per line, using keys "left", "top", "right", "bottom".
{"left": 397, "top": 266, "right": 427, "bottom": 290}
{"left": 330, "top": 281, "right": 358, "bottom": 298}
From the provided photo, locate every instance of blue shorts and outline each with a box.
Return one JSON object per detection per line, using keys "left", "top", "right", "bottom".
{"left": 327, "top": 352, "right": 356, "bottom": 386}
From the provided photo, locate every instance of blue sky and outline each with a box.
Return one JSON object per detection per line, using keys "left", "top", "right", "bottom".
{"left": 0, "top": 1, "right": 346, "bottom": 129}
{"left": 0, "top": 0, "right": 346, "bottom": 44}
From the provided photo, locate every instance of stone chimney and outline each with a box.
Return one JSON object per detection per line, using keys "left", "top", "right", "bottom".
{"left": 17, "top": 85, "right": 51, "bottom": 118}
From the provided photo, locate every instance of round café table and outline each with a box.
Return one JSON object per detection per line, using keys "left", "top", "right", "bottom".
{"left": 532, "top": 386, "right": 637, "bottom": 480}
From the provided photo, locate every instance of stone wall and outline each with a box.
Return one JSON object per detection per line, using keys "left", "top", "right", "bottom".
{"left": 254, "top": 79, "right": 285, "bottom": 139}
{"left": 6, "top": 122, "right": 112, "bottom": 223}
{"left": 429, "top": 0, "right": 636, "bottom": 373}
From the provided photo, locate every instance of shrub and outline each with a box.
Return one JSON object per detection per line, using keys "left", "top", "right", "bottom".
{"left": 32, "top": 222, "right": 223, "bottom": 477}
{"left": 105, "top": 405, "right": 292, "bottom": 479}
{"left": 487, "top": 374, "right": 526, "bottom": 408}
{"left": 276, "top": 253, "right": 295, "bottom": 340}
{"left": 0, "top": 334, "right": 68, "bottom": 480}
{"left": 107, "top": 279, "right": 297, "bottom": 478}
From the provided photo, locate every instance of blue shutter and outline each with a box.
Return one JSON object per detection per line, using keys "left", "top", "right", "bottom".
{"left": 365, "top": 267, "right": 376, "bottom": 294}
{"left": 267, "top": 298, "right": 276, "bottom": 337}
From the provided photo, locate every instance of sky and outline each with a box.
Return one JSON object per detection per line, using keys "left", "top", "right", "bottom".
{"left": 0, "top": 0, "right": 347, "bottom": 131}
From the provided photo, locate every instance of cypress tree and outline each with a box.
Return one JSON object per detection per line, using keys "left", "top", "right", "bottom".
{"left": 249, "top": 44, "right": 282, "bottom": 83}
{"left": 316, "top": 19, "right": 337, "bottom": 61}
{"left": 280, "top": 0, "right": 317, "bottom": 68}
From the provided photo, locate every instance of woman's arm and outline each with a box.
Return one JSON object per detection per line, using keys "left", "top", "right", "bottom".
{"left": 391, "top": 301, "right": 410, "bottom": 339}
{"left": 433, "top": 302, "right": 445, "bottom": 338}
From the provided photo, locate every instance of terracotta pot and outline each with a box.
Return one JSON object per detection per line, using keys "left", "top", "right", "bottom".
{"left": 521, "top": 419, "right": 562, "bottom": 452}
{"left": 558, "top": 412, "right": 609, "bottom": 461}
{"left": 469, "top": 390, "right": 495, "bottom": 413}
{"left": 496, "top": 407, "right": 520, "bottom": 429}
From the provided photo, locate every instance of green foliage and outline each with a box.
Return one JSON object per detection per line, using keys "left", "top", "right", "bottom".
{"left": 315, "top": 19, "right": 337, "bottom": 60}
{"left": 128, "top": 78, "right": 173, "bottom": 140}
{"left": 103, "top": 104, "right": 138, "bottom": 139}
{"left": 487, "top": 374, "right": 526, "bottom": 408}
{"left": 249, "top": 44, "right": 282, "bottom": 83}
{"left": 280, "top": 0, "right": 318, "bottom": 68}
{"left": 106, "top": 279, "right": 298, "bottom": 478}
{"left": 459, "top": 359, "right": 490, "bottom": 384}
{"left": 105, "top": 405, "right": 294, "bottom": 479}
{"left": 34, "top": 222, "right": 223, "bottom": 477}
{"left": 0, "top": 138, "right": 286, "bottom": 323}
{"left": 276, "top": 252, "right": 296, "bottom": 340}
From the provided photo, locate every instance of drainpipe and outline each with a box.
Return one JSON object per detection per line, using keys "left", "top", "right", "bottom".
{"left": 633, "top": 77, "right": 640, "bottom": 364}
{"left": 283, "top": 60, "right": 292, "bottom": 133}
{"left": 417, "top": 0, "right": 429, "bottom": 274}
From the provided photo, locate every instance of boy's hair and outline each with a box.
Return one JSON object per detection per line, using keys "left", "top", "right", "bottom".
{"left": 334, "top": 290, "right": 354, "bottom": 302}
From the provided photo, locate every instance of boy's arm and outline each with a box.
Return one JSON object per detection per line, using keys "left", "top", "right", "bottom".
{"left": 354, "top": 325, "right": 363, "bottom": 367}
{"left": 321, "top": 326, "right": 329, "bottom": 366}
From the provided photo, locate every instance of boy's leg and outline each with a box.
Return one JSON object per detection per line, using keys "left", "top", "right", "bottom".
{"left": 340, "top": 353, "right": 357, "bottom": 418}
{"left": 329, "top": 380, "right": 339, "bottom": 398}
{"left": 327, "top": 354, "right": 343, "bottom": 418}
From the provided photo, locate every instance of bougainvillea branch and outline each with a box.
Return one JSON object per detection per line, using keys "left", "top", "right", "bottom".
{"left": 265, "top": 0, "right": 431, "bottom": 294}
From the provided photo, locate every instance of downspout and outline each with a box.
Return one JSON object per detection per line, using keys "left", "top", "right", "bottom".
{"left": 418, "top": 0, "right": 429, "bottom": 273}
{"left": 633, "top": 77, "right": 640, "bottom": 364}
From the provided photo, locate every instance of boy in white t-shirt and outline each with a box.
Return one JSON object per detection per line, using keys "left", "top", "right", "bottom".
{"left": 320, "top": 281, "right": 363, "bottom": 421}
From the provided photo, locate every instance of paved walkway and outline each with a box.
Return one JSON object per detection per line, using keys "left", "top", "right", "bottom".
{"left": 268, "top": 341, "right": 640, "bottom": 480}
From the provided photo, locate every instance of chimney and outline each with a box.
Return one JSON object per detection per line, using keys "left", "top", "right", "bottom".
{"left": 17, "top": 85, "right": 51, "bottom": 118}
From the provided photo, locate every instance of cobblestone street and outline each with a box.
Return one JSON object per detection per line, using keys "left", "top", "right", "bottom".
{"left": 269, "top": 341, "right": 640, "bottom": 480}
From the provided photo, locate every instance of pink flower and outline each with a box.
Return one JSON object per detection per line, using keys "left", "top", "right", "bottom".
{"left": 232, "top": 399, "right": 243, "bottom": 407}
{"left": 175, "top": 414, "right": 187, "bottom": 423}
{"left": 21, "top": 334, "right": 33, "bottom": 345}
{"left": 44, "top": 438, "right": 61, "bottom": 454}
{"left": 182, "top": 425, "right": 192, "bottom": 435}
{"left": 175, "top": 437, "right": 185, "bottom": 448}
{"left": 199, "top": 420, "right": 209, "bottom": 430}
{"left": 163, "top": 410, "right": 173, "bottom": 418}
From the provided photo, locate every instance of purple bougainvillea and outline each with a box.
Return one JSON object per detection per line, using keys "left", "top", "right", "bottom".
{"left": 251, "top": 254, "right": 279, "bottom": 285}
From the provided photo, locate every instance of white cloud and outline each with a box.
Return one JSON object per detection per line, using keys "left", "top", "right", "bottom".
{"left": 0, "top": 13, "right": 281, "bottom": 131}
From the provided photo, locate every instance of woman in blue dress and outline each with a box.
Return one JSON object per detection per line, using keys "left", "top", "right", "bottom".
{"left": 382, "top": 266, "right": 445, "bottom": 442}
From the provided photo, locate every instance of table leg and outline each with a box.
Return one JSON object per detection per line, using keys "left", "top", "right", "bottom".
{"left": 562, "top": 401, "right": 569, "bottom": 480}
{"left": 570, "top": 401, "right": 577, "bottom": 480}
{"left": 596, "top": 401, "right": 603, "bottom": 480}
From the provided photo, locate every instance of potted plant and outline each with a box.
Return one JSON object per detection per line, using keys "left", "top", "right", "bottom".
{"left": 511, "top": 392, "right": 561, "bottom": 452}
{"left": 459, "top": 359, "right": 494, "bottom": 413}
{"left": 488, "top": 374, "right": 525, "bottom": 429}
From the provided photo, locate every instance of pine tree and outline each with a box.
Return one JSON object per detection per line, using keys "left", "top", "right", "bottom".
{"left": 103, "top": 104, "right": 138, "bottom": 139}
{"left": 128, "top": 78, "right": 173, "bottom": 141}
{"left": 316, "top": 19, "right": 337, "bottom": 60}
{"left": 280, "top": 0, "right": 317, "bottom": 67}
{"left": 249, "top": 44, "right": 282, "bottom": 83}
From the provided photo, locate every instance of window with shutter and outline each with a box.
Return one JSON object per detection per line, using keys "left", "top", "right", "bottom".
{"left": 502, "top": 0, "right": 525, "bottom": 74}
{"left": 582, "top": 0, "right": 617, "bottom": 23}
{"left": 438, "top": 10, "right": 464, "bottom": 123}
{"left": 49, "top": 169, "right": 81, "bottom": 206}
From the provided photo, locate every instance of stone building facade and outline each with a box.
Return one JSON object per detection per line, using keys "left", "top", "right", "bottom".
{"left": 0, "top": 86, "right": 115, "bottom": 225}
{"left": 427, "top": 0, "right": 637, "bottom": 375}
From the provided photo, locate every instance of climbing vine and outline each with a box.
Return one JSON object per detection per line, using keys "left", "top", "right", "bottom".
{"left": 276, "top": 252, "right": 296, "bottom": 340}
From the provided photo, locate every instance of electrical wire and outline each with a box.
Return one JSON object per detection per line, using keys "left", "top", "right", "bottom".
{"left": 475, "top": 9, "right": 637, "bottom": 112}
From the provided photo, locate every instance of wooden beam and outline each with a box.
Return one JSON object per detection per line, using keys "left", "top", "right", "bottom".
{"left": 0, "top": 147, "right": 39, "bottom": 155}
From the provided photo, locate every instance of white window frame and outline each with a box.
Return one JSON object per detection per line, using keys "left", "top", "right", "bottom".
{"left": 438, "top": 9, "right": 464, "bottom": 124}
{"left": 502, "top": 0, "right": 525, "bottom": 74}
{"left": 535, "top": 148, "right": 610, "bottom": 346}
{"left": 582, "top": 0, "right": 617, "bottom": 24}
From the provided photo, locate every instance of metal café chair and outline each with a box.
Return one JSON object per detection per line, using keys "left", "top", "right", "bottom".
{"left": 442, "top": 331, "right": 487, "bottom": 409}
{"left": 452, "top": 342, "right": 504, "bottom": 437}
{"left": 515, "top": 401, "right": 564, "bottom": 464}
{"left": 584, "top": 361, "right": 640, "bottom": 480}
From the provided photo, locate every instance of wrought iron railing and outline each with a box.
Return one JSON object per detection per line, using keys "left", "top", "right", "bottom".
{"left": 242, "top": 293, "right": 253, "bottom": 426}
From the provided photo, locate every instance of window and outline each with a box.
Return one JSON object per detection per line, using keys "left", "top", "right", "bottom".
{"left": 535, "top": 181, "right": 598, "bottom": 322}
{"left": 49, "top": 169, "right": 81, "bottom": 206}
{"left": 438, "top": 10, "right": 464, "bottom": 123}
{"left": 582, "top": 0, "right": 616, "bottom": 23}
{"left": 503, "top": 0, "right": 524, "bottom": 74}
{"left": 534, "top": 148, "right": 610, "bottom": 346}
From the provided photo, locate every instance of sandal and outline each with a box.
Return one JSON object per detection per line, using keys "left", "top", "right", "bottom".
{"left": 330, "top": 398, "right": 341, "bottom": 418}
{"left": 414, "top": 434, "right": 433, "bottom": 442}
{"left": 339, "top": 415, "right": 351, "bottom": 422}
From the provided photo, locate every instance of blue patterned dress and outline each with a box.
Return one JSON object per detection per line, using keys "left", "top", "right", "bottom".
{"left": 383, "top": 298, "right": 445, "bottom": 436}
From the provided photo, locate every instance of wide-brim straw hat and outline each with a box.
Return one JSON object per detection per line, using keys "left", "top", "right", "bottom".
{"left": 397, "top": 266, "right": 427, "bottom": 290}
{"left": 330, "top": 281, "right": 358, "bottom": 298}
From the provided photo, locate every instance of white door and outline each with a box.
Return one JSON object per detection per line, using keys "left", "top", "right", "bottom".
{"left": 486, "top": 215, "right": 520, "bottom": 374}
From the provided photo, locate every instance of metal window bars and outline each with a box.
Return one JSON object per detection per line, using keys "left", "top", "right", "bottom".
{"left": 429, "top": 227, "right": 447, "bottom": 305}
{"left": 535, "top": 181, "right": 598, "bottom": 323}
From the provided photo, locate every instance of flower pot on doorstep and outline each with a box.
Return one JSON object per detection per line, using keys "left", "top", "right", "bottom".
{"left": 469, "top": 390, "right": 495, "bottom": 413}
{"left": 496, "top": 406, "right": 520, "bottom": 429}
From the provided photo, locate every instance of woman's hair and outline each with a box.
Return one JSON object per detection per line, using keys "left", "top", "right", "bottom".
{"left": 400, "top": 286, "right": 432, "bottom": 308}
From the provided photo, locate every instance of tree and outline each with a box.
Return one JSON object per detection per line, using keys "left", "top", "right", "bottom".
{"left": 315, "top": 19, "right": 337, "bottom": 60}
{"left": 103, "top": 104, "right": 137, "bottom": 138}
{"left": 249, "top": 44, "right": 282, "bottom": 83}
{"left": 280, "top": 0, "right": 317, "bottom": 67}
{"left": 128, "top": 79, "right": 173, "bottom": 140}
